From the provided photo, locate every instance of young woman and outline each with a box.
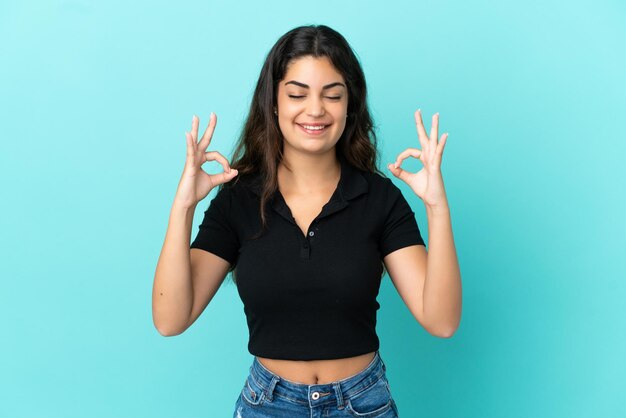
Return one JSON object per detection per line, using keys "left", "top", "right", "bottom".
{"left": 152, "top": 24, "right": 461, "bottom": 417}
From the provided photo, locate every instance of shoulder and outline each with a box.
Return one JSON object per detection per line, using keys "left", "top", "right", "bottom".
{"left": 219, "top": 172, "right": 258, "bottom": 193}
{"left": 202, "top": 174, "right": 253, "bottom": 208}
{"left": 214, "top": 172, "right": 263, "bottom": 207}
{"left": 357, "top": 169, "right": 412, "bottom": 218}
{"left": 361, "top": 169, "right": 393, "bottom": 186}
{"left": 359, "top": 169, "right": 401, "bottom": 197}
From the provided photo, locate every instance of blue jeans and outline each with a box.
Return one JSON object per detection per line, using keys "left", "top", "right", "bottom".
{"left": 233, "top": 350, "right": 400, "bottom": 417}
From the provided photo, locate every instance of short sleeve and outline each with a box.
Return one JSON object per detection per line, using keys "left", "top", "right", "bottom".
{"left": 379, "top": 179, "right": 425, "bottom": 258}
{"left": 190, "top": 185, "right": 240, "bottom": 266}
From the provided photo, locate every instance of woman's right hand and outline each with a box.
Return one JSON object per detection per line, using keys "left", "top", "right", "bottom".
{"left": 174, "top": 113, "right": 238, "bottom": 209}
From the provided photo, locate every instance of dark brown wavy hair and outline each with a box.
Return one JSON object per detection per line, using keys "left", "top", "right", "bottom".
{"left": 221, "top": 24, "right": 387, "bottom": 279}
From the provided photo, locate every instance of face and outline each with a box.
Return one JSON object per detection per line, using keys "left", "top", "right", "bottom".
{"left": 276, "top": 55, "right": 349, "bottom": 157}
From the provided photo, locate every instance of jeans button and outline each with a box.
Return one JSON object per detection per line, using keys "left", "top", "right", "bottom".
{"left": 311, "top": 391, "right": 320, "bottom": 400}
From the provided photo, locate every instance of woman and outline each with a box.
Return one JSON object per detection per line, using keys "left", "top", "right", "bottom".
{"left": 152, "top": 24, "right": 461, "bottom": 417}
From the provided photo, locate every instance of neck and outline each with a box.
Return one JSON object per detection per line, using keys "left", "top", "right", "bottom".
{"left": 278, "top": 150, "right": 341, "bottom": 194}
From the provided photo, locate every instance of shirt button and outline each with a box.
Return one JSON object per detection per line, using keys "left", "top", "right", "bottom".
{"left": 311, "top": 391, "right": 320, "bottom": 400}
{"left": 309, "top": 231, "right": 315, "bottom": 236}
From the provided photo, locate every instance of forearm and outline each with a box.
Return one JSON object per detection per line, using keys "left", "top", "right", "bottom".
{"left": 423, "top": 204, "right": 462, "bottom": 337}
{"left": 152, "top": 201, "right": 196, "bottom": 336}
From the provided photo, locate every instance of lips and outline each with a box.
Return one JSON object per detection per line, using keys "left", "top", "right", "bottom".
{"left": 297, "top": 123, "right": 330, "bottom": 135}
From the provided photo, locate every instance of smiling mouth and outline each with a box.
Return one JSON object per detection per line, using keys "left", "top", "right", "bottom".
{"left": 297, "top": 123, "right": 331, "bottom": 135}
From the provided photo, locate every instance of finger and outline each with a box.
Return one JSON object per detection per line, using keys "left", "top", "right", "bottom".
{"left": 191, "top": 115, "right": 199, "bottom": 142}
{"left": 185, "top": 131, "right": 195, "bottom": 157}
{"left": 203, "top": 150, "right": 233, "bottom": 174}
{"left": 199, "top": 112, "right": 217, "bottom": 150}
{"left": 437, "top": 133, "right": 448, "bottom": 151}
{"left": 393, "top": 148, "right": 423, "bottom": 169}
{"left": 208, "top": 169, "right": 239, "bottom": 187}
{"left": 387, "top": 161, "right": 412, "bottom": 182}
{"left": 414, "top": 109, "right": 429, "bottom": 150}
{"left": 437, "top": 133, "right": 448, "bottom": 158}
{"left": 430, "top": 112, "right": 439, "bottom": 146}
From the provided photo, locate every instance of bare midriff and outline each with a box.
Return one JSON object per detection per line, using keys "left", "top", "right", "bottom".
{"left": 256, "top": 351, "right": 377, "bottom": 385}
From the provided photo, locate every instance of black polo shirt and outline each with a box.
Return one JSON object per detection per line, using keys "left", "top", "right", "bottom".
{"left": 190, "top": 153, "right": 425, "bottom": 360}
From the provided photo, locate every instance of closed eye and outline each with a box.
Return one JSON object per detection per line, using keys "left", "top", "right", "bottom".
{"left": 288, "top": 95, "right": 342, "bottom": 100}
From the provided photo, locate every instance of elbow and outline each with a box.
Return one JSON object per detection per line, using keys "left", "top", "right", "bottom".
{"left": 152, "top": 305, "right": 191, "bottom": 337}
{"left": 155, "top": 324, "right": 184, "bottom": 337}
{"left": 435, "top": 327, "right": 457, "bottom": 338}
{"left": 156, "top": 326, "right": 179, "bottom": 337}
{"left": 437, "top": 319, "right": 461, "bottom": 338}
{"left": 426, "top": 321, "right": 459, "bottom": 338}
{"left": 426, "top": 312, "right": 461, "bottom": 339}
{"left": 153, "top": 319, "right": 187, "bottom": 337}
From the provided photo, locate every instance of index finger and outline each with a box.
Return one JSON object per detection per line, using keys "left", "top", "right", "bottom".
{"left": 393, "top": 147, "right": 423, "bottom": 168}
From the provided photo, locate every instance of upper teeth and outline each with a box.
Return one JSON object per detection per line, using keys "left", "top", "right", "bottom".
{"left": 302, "top": 125, "right": 325, "bottom": 130}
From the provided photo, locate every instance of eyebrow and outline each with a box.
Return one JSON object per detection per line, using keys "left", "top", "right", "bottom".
{"left": 284, "top": 80, "right": 346, "bottom": 90}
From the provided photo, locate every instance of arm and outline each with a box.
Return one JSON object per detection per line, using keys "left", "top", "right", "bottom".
{"left": 152, "top": 113, "right": 237, "bottom": 336}
{"left": 422, "top": 204, "right": 461, "bottom": 337}
{"left": 151, "top": 202, "right": 196, "bottom": 336}
{"left": 152, "top": 200, "right": 232, "bottom": 336}
{"left": 382, "top": 204, "right": 461, "bottom": 338}
{"left": 385, "top": 109, "right": 462, "bottom": 337}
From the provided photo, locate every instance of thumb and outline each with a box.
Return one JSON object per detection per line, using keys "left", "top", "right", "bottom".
{"left": 387, "top": 163, "right": 409, "bottom": 182}
{"left": 223, "top": 168, "right": 239, "bottom": 183}
{"left": 211, "top": 168, "right": 239, "bottom": 188}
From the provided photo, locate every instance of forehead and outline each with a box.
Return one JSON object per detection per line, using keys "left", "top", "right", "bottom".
{"left": 281, "top": 55, "right": 344, "bottom": 86}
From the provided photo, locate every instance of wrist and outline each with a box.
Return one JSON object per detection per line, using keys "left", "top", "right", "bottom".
{"left": 172, "top": 199, "right": 198, "bottom": 213}
{"left": 425, "top": 201, "right": 450, "bottom": 216}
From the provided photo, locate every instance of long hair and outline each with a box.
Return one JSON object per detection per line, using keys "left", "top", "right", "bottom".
{"left": 221, "top": 24, "right": 387, "bottom": 279}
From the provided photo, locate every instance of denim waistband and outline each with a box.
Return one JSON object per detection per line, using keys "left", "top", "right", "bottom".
{"left": 248, "top": 350, "right": 387, "bottom": 408}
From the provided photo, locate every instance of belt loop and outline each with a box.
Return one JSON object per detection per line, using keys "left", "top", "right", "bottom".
{"left": 265, "top": 375, "right": 280, "bottom": 402}
{"left": 378, "top": 351, "right": 387, "bottom": 372}
{"left": 332, "top": 381, "right": 345, "bottom": 410}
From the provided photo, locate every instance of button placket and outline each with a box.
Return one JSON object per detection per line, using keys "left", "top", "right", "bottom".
{"left": 300, "top": 236, "right": 310, "bottom": 259}
{"left": 308, "top": 219, "right": 320, "bottom": 238}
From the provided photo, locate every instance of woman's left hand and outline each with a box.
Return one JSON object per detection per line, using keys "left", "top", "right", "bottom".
{"left": 388, "top": 109, "right": 449, "bottom": 209}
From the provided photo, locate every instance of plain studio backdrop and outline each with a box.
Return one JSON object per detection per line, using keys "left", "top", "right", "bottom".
{"left": 1, "top": 1, "right": 624, "bottom": 417}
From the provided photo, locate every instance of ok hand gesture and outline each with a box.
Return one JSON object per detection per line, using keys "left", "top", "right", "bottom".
{"left": 388, "top": 110, "right": 449, "bottom": 209}
{"left": 175, "top": 113, "right": 238, "bottom": 209}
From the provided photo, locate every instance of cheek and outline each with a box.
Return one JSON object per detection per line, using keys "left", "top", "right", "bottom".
{"left": 277, "top": 119, "right": 299, "bottom": 142}
{"left": 277, "top": 119, "right": 290, "bottom": 137}
{"left": 329, "top": 121, "right": 347, "bottom": 141}
{"left": 279, "top": 106, "right": 300, "bottom": 122}
{"left": 333, "top": 114, "right": 344, "bottom": 126}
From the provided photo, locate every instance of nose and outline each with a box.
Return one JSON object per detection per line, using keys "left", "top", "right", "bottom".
{"left": 306, "top": 96, "right": 325, "bottom": 117}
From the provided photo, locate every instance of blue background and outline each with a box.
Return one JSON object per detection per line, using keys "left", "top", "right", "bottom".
{"left": 1, "top": 0, "right": 624, "bottom": 417}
